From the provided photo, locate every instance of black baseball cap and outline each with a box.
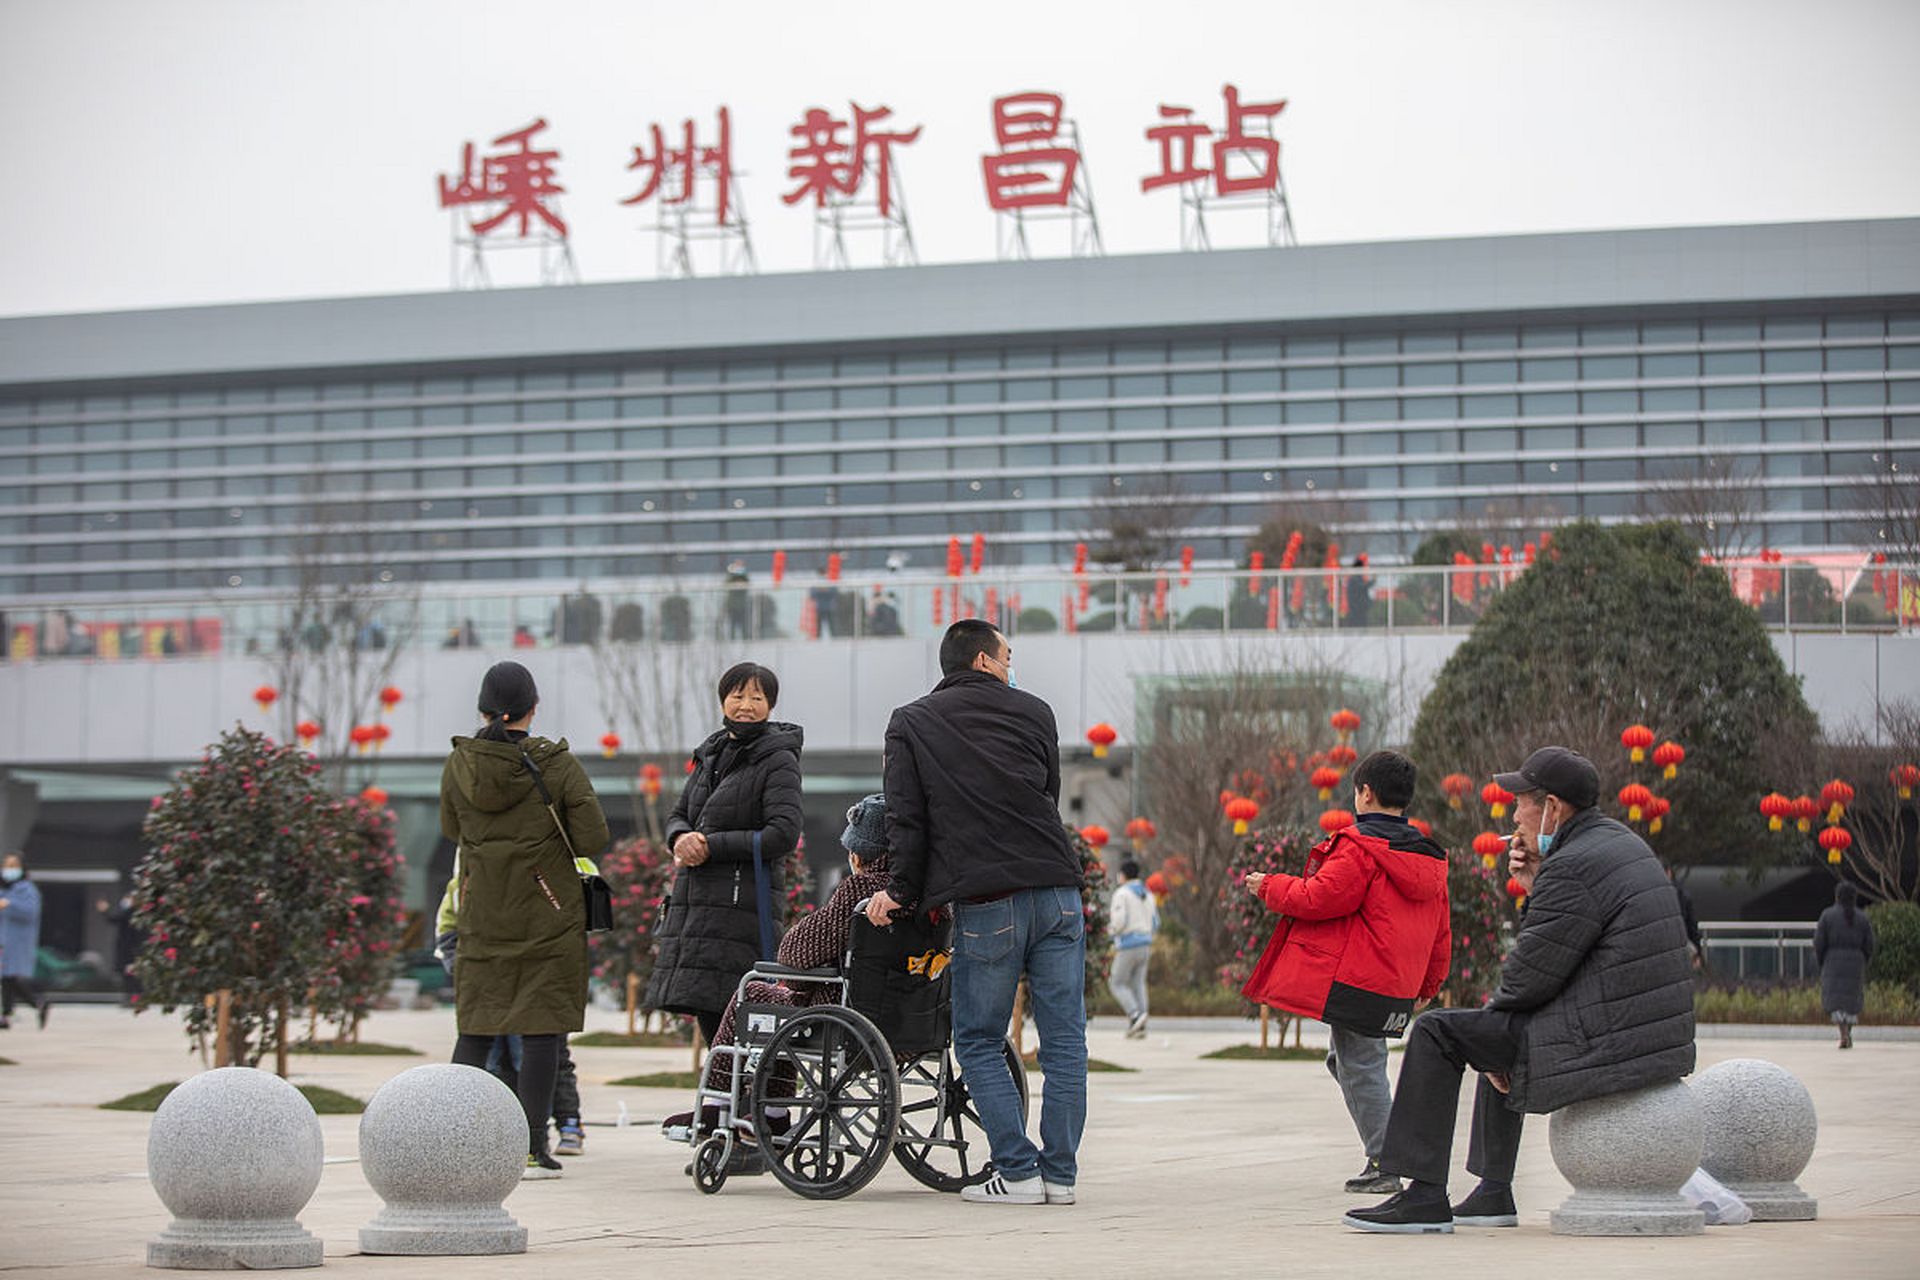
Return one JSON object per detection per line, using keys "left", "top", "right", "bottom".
{"left": 1492, "top": 746, "right": 1599, "bottom": 810}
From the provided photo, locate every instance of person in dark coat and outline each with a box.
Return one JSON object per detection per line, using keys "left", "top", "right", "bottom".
{"left": 1814, "top": 882, "right": 1874, "bottom": 1049}
{"left": 644, "top": 662, "right": 804, "bottom": 1047}
{"left": 1346, "top": 746, "right": 1696, "bottom": 1235}
{"left": 440, "top": 661, "right": 610, "bottom": 1178}
{"left": 865, "top": 620, "right": 1086, "bottom": 1206}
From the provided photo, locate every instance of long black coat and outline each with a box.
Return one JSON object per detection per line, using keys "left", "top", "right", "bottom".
{"left": 1489, "top": 808, "right": 1696, "bottom": 1114}
{"left": 644, "top": 722, "right": 804, "bottom": 1016}
{"left": 1814, "top": 904, "right": 1875, "bottom": 1017}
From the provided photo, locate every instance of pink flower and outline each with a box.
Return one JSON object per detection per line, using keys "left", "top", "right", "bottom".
{"left": 163, "top": 947, "right": 178, "bottom": 961}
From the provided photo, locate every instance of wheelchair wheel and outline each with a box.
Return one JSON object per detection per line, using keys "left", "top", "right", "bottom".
{"left": 750, "top": 1005, "right": 899, "bottom": 1200}
{"left": 693, "top": 1135, "right": 730, "bottom": 1195}
{"left": 892, "top": 1035, "right": 1027, "bottom": 1192}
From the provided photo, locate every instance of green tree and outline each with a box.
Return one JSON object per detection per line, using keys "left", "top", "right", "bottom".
{"left": 1410, "top": 521, "right": 1819, "bottom": 869}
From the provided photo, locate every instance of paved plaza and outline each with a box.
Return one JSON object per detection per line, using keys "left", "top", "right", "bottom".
{"left": 1, "top": 1004, "right": 1916, "bottom": 1278}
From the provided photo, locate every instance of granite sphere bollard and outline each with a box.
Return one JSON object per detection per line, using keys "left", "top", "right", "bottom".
{"left": 146, "top": 1067, "right": 326, "bottom": 1270}
{"left": 358, "top": 1064, "right": 528, "bottom": 1255}
{"left": 1691, "top": 1058, "right": 1819, "bottom": 1221}
{"left": 1548, "top": 1079, "right": 1705, "bottom": 1236}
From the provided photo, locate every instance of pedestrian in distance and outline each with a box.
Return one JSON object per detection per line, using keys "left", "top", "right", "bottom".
{"left": 440, "top": 661, "right": 609, "bottom": 1179}
{"left": 1108, "top": 860, "right": 1158, "bottom": 1039}
{"left": 0, "top": 851, "right": 49, "bottom": 1030}
{"left": 1241, "top": 750, "right": 1451, "bottom": 1195}
{"left": 1814, "top": 882, "right": 1874, "bottom": 1050}
{"left": 866, "top": 619, "right": 1087, "bottom": 1207}
{"left": 1344, "top": 746, "right": 1694, "bottom": 1235}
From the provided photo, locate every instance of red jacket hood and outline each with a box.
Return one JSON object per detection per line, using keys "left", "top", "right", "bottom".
{"left": 1330, "top": 820, "right": 1449, "bottom": 902}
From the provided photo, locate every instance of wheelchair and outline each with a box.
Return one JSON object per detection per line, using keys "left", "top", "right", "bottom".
{"left": 677, "top": 906, "right": 1027, "bottom": 1200}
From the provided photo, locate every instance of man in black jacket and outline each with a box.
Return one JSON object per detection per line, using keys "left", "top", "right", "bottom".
{"left": 866, "top": 620, "right": 1086, "bottom": 1206}
{"left": 1345, "top": 746, "right": 1696, "bottom": 1234}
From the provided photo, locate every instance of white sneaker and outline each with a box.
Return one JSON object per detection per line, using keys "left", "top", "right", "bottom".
{"left": 1044, "top": 1181, "right": 1076, "bottom": 1205}
{"left": 961, "top": 1172, "right": 1045, "bottom": 1205}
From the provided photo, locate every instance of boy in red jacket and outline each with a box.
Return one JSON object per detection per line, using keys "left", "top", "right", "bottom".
{"left": 1242, "top": 751, "right": 1452, "bottom": 1194}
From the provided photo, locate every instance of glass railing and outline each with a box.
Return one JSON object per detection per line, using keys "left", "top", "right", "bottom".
{"left": 2, "top": 558, "right": 1912, "bottom": 661}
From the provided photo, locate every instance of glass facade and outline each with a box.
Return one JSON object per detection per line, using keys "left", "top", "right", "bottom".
{"left": 2, "top": 308, "right": 1917, "bottom": 598}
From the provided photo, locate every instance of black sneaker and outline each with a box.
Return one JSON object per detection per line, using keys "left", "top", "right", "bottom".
{"left": 1344, "top": 1159, "right": 1403, "bottom": 1195}
{"left": 1343, "top": 1188, "right": 1454, "bottom": 1234}
{"left": 1451, "top": 1182, "right": 1518, "bottom": 1228}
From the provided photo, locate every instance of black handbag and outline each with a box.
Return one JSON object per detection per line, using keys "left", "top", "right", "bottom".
{"left": 518, "top": 748, "right": 615, "bottom": 934}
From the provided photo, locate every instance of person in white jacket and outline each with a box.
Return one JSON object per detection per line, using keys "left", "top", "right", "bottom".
{"left": 1108, "top": 860, "right": 1158, "bottom": 1038}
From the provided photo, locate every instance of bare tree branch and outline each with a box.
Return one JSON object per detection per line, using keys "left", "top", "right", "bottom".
{"left": 1650, "top": 453, "right": 1767, "bottom": 559}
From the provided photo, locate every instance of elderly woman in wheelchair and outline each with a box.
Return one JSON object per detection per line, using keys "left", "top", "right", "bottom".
{"left": 665, "top": 794, "right": 1027, "bottom": 1199}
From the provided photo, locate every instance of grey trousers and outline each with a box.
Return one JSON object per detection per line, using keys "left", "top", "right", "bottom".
{"left": 1326, "top": 1024, "right": 1393, "bottom": 1162}
{"left": 1108, "top": 946, "right": 1151, "bottom": 1021}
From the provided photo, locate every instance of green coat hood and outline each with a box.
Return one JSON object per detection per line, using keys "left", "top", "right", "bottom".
{"left": 446, "top": 735, "right": 572, "bottom": 814}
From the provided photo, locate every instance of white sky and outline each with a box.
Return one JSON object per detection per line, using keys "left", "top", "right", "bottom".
{"left": 2, "top": 0, "right": 1917, "bottom": 318}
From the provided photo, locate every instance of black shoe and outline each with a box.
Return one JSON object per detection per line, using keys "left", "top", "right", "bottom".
{"left": 1452, "top": 1181, "right": 1518, "bottom": 1227}
{"left": 1343, "top": 1188, "right": 1454, "bottom": 1234}
{"left": 1345, "top": 1159, "right": 1403, "bottom": 1195}
{"left": 36, "top": 1002, "right": 48, "bottom": 1030}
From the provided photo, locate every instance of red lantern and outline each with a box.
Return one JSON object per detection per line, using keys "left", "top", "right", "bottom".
{"left": 350, "top": 724, "right": 376, "bottom": 753}
{"left": 378, "top": 685, "right": 403, "bottom": 711}
{"left": 1247, "top": 549, "right": 1265, "bottom": 597}
{"left": 970, "top": 532, "right": 986, "bottom": 575}
{"left": 946, "top": 536, "right": 964, "bottom": 579}
{"left": 1087, "top": 723, "right": 1118, "bottom": 759}
{"left": 1818, "top": 825, "right": 1852, "bottom": 865}
{"left": 1179, "top": 544, "right": 1194, "bottom": 587}
{"left": 1327, "top": 744, "right": 1358, "bottom": 771}
{"left": 639, "top": 762, "right": 663, "bottom": 799}
{"left": 771, "top": 549, "right": 787, "bottom": 585}
{"left": 1442, "top": 773, "right": 1473, "bottom": 810}
{"left": 1481, "top": 781, "right": 1514, "bottom": 819}
{"left": 1652, "top": 740, "right": 1685, "bottom": 780}
{"left": 253, "top": 685, "right": 278, "bottom": 711}
{"left": 1145, "top": 871, "right": 1169, "bottom": 898}
{"left": 1618, "top": 783, "right": 1654, "bottom": 823}
{"left": 1472, "top": 831, "right": 1507, "bottom": 868}
{"left": 1319, "top": 809, "right": 1355, "bottom": 834}
{"left": 360, "top": 785, "right": 388, "bottom": 808}
{"left": 1224, "top": 795, "right": 1260, "bottom": 835}
{"left": 600, "top": 732, "right": 621, "bottom": 759}
{"left": 295, "top": 720, "right": 321, "bottom": 746}
{"left": 1620, "top": 724, "right": 1655, "bottom": 763}
{"left": 1791, "top": 795, "right": 1818, "bottom": 833}
{"left": 1125, "top": 817, "right": 1157, "bottom": 850}
{"left": 369, "top": 723, "right": 392, "bottom": 752}
{"left": 1645, "top": 795, "right": 1672, "bottom": 834}
{"left": 826, "top": 552, "right": 843, "bottom": 582}
{"left": 1072, "top": 542, "right": 1088, "bottom": 575}
{"left": 1409, "top": 818, "right": 1433, "bottom": 838}
{"left": 1330, "top": 708, "right": 1361, "bottom": 740}
{"left": 1759, "top": 792, "right": 1792, "bottom": 832}
{"left": 1820, "top": 779, "right": 1855, "bottom": 824}
{"left": 1893, "top": 764, "right": 1920, "bottom": 800}
{"left": 1309, "top": 766, "right": 1343, "bottom": 800}
{"left": 1079, "top": 824, "right": 1110, "bottom": 849}
{"left": 1505, "top": 876, "right": 1528, "bottom": 900}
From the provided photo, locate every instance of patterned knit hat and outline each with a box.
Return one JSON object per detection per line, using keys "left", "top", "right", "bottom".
{"left": 840, "top": 793, "right": 890, "bottom": 859}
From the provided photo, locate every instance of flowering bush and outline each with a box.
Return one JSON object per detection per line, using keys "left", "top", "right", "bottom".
{"left": 1217, "top": 828, "right": 1313, "bottom": 996}
{"left": 132, "top": 726, "right": 388, "bottom": 1066}
{"left": 307, "top": 797, "right": 405, "bottom": 1037}
{"left": 1070, "top": 827, "right": 1115, "bottom": 996}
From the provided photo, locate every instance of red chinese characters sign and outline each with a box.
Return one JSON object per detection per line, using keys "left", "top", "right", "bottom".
{"left": 781, "top": 103, "right": 921, "bottom": 216}
{"left": 1141, "top": 83, "right": 1286, "bottom": 196}
{"left": 981, "top": 91, "right": 1082, "bottom": 210}
{"left": 622, "top": 107, "right": 735, "bottom": 225}
{"left": 437, "top": 118, "right": 569, "bottom": 238}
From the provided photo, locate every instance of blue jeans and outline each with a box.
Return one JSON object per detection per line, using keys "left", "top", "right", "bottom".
{"left": 950, "top": 885, "right": 1088, "bottom": 1185}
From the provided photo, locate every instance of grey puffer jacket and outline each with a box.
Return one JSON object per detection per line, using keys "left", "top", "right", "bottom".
{"left": 1814, "top": 904, "right": 1874, "bottom": 1017}
{"left": 1489, "top": 808, "right": 1696, "bottom": 1114}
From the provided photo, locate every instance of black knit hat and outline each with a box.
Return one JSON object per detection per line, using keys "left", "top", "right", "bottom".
{"left": 478, "top": 661, "right": 539, "bottom": 723}
{"left": 841, "top": 793, "right": 890, "bottom": 859}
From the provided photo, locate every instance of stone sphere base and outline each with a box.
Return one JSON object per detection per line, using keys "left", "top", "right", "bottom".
{"left": 1550, "top": 1191, "right": 1705, "bottom": 1237}
{"left": 147, "top": 1216, "right": 323, "bottom": 1270}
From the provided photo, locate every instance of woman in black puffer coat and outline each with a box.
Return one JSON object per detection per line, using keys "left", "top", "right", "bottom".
{"left": 645, "top": 662, "right": 804, "bottom": 1044}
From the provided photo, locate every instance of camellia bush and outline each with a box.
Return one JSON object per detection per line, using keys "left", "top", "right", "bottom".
{"left": 132, "top": 726, "right": 373, "bottom": 1067}
{"left": 1070, "top": 827, "right": 1115, "bottom": 997}
{"left": 589, "top": 835, "right": 674, "bottom": 1005}
{"left": 306, "top": 796, "right": 405, "bottom": 1040}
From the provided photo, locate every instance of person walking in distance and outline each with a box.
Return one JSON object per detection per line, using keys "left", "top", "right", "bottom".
{"left": 1814, "top": 882, "right": 1874, "bottom": 1050}
{"left": 1108, "top": 860, "right": 1158, "bottom": 1039}
{"left": 866, "top": 620, "right": 1087, "bottom": 1206}
{"left": 1241, "top": 751, "right": 1451, "bottom": 1195}
{"left": 0, "top": 852, "right": 49, "bottom": 1029}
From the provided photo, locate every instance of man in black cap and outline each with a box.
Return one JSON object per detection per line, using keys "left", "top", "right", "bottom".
{"left": 1344, "top": 745, "right": 1696, "bottom": 1234}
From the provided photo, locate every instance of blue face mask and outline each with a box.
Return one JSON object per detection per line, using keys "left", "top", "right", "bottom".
{"left": 1, "top": 868, "right": 20, "bottom": 883}
{"left": 1005, "top": 664, "right": 1018, "bottom": 690}
{"left": 1536, "top": 806, "right": 1561, "bottom": 858}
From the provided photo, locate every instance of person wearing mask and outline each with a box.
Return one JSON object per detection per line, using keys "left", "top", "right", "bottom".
{"left": 0, "top": 852, "right": 49, "bottom": 1029}
{"left": 1344, "top": 746, "right": 1694, "bottom": 1234}
{"left": 645, "top": 662, "right": 804, "bottom": 1051}
{"left": 1242, "top": 750, "right": 1452, "bottom": 1196}
{"left": 1814, "top": 882, "right": 1875, "bottom": 1050}
{"left": 440, "top": 661, "right": 609, "bottom": 1179}
{"left": 1107, "top": 860, "right": 1158, "bottom": 1039}
{"left": 865, "top": 620, "right": 1086, "bottom": 1207}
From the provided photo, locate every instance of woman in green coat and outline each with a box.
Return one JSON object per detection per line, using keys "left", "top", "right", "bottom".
{"left": 441, "top": 661, "right": 609, "bottom": 1176}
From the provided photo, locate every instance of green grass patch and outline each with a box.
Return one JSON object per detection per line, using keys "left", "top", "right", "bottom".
{"left": 1201, "top": 1044, "right": 1332, "bottom": 1062}
{"left": 608, "top": 1071, "right": 703, "bottom": 1089}
{"left": 0, "top": 1056, "right": 14, "bottom": 1066}
{"left": 1021, "top": 1052, "right": 1133, "bottom": 1073}
{"left": 1088, "top": 986, "right": 1251, "bottom": 1018}
{"left": 290, "top": 1039, "right": 422, "bottom": 1056}
{"left": 572, "top": 1030, "right": 690, "bottom": 1048}
{"left": 102, "top": 1082, "right": 366, "bottom": 1113}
